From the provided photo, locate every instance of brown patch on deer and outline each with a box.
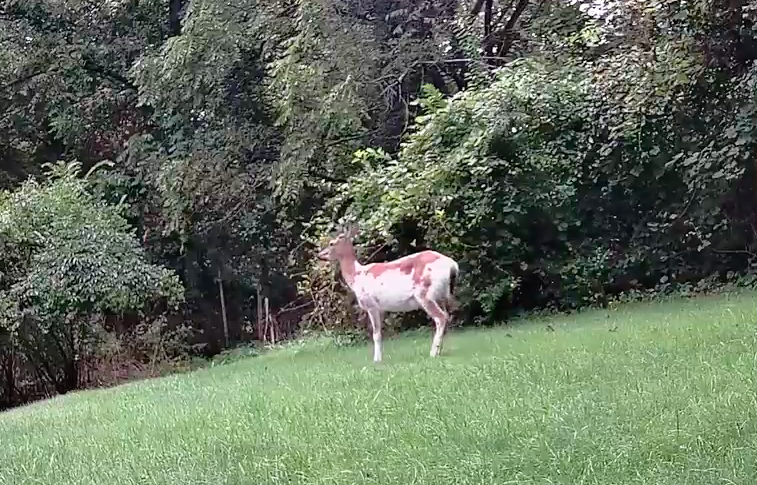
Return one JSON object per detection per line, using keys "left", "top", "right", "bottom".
{"left": 420, "top": 274, "right": 433, "bottom": 293}
{"left": 366, "top": 251, "right": 441, "bottom": 284}
{"left": 418, "top": 274, "right": 447, "bottom": 319}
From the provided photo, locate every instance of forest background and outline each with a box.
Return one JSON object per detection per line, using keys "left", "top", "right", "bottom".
{"left": 1, "top": 0, "right": 756, "bottom": 408}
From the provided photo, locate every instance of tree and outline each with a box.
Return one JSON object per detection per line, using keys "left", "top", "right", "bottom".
{"left": 3, "top": 0, "right": 757, "bottom": 408}
{"left": 0, "top": 161, "right": 183, "bottom": 396}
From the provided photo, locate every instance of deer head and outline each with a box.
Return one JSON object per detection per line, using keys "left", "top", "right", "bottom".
{"left": 317, "top": 225, "right": 359, "bottom": 261}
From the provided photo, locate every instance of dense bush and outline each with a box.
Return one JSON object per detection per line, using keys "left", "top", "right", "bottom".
{"left": 3, "top": 0, "right": 757, "bottom": 404}
{"left": 0, "top": 162, "right": 184, "bottom": 405}
{"left": 316, "top": 52, "right": 757, "bottom": 324}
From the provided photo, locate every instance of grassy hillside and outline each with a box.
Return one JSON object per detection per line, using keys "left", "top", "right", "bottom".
{"left": 2, "top": 292, "right": 757, "bottom": 484}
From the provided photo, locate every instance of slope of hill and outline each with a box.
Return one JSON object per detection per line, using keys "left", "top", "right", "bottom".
{"left": 2, "top": 292, "right": 757, "bottom": 484}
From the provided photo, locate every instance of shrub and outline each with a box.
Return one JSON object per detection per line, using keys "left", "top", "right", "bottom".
{"left": 0, "top": 161, "right": 184, "bottom": 398}
{"left": 308, "top": 56, "right": 757, "bottom": 326}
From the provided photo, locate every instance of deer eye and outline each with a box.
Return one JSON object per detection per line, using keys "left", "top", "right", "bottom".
{"left": 329, "top": 241, "right": 334, "bottom": 246}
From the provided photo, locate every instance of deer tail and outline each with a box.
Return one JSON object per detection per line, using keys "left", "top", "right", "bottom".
{"left": 447, "top": 261, "right": 460, "bottom": 312}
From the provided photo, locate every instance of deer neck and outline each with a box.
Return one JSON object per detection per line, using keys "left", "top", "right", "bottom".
{"left": 337, "top": 249, "right": 361, "bottom": 288}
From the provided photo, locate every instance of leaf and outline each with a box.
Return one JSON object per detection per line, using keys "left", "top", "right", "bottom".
{"left": 735, "top": 134, "right": 751, "bottom": 146}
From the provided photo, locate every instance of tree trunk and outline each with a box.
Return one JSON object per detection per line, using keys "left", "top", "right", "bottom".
{"left": 484, "top": 0, "right": 493, "bottom": 56}
{"left": 495, "top": 0, "right": 530, "bottom": 61}
{"left": 217, "top": 267, "right": 229, "bottom": 348}
{"left": 168, "top": 0, "right": 185, "bottom": 37}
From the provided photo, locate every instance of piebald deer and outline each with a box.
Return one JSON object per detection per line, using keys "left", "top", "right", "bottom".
{"left": 317, "top": 226, "right": 460, "bottom": 362}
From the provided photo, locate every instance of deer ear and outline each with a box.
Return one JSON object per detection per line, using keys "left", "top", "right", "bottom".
{"left": 331, "top": 222, "right": 345, "bottom": 238}
{"left": 346, "top": 224, "right": 359, "bottom": 239}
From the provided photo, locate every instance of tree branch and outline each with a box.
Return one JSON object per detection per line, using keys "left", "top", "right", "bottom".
{"left": 495, "top": 0, "right": 529, "bottom": 59}
{"left": 494, "top": 0, "right": 517, "bottom": 28}
{"left": 0, "top": 68, "right": 56, "bottom": 93}
{"left": 1, "top": 59, "right": 136, "bottom": 94}
{"left": 82, "top": 60, "right": 137, "bottom": 91}
{"left": 502, "top": 0, "right": 529, "bottom": 35}
{"left": 469, "top": 0, "right": 487, "bottom": 20}
{"left": 323, "top": 132, "right": 368, "bottom": 148}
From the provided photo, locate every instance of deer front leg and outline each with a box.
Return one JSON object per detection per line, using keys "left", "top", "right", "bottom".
{"left": 367, "top": 309, "right": 384, "bottom": 363}
{"left": 417, "top": 298, "right": 449, "bottom": 357}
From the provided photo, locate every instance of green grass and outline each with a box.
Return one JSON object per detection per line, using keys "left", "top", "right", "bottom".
{"left": 2, "top": 292, "right": 757, "bottom": 484}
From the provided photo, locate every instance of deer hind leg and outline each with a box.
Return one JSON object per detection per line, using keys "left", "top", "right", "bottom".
{"left": 416, "top": 296, "right": 449, "bottom": 357}
{"left": 367, "top": 309, "right": 384, "bottom": 363}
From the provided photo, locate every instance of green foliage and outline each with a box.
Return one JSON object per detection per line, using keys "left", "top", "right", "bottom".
{"left": 0, "top": 161, "right": 183, "bottom": 393}
{"left": 331, "top": 41, "right": 757, "bottom": 323}
{"left": 0, "top": 0, "right": 162, "bottom": 166}
{"left": 0, "top": 161, "right": 183, "bottom": 315}
{"left": 333, "top": 60, "right": 593, "bottom": 318}
{"left": 4, "top": 0, "right": 757, "bottom": 403}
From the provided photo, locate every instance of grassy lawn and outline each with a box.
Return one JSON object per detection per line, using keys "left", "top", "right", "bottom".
{"left": 2, "top": 292, "right": 757, "bottom": 484}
